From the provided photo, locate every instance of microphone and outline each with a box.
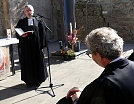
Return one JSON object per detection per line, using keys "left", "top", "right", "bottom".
{"left": 37, "top": 14, "right": 50, "bottom": 20}
{"left": 34, "top": 14, "right": 52, "bottom": 32}
{"left": 32, "top": 15, "right": 37, "bottom": 17}
{"left": 37, "top": 14, "right": 43, "bottom": 18}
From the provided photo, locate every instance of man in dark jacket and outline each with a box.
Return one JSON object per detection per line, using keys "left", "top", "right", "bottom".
{"left": 57, "top": 27, "right": 134, "bottom": 104}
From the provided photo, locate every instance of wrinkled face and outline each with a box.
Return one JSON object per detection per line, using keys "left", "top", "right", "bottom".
{"left": 92, "top": 54, "right": 102, "bottom": 67}
{"left": 24, "top": 6, "right": 34, "bottom": 18}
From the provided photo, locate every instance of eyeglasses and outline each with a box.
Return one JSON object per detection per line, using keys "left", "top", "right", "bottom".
{"left": 86, "top": 51, "right": 92, "bottom": 58}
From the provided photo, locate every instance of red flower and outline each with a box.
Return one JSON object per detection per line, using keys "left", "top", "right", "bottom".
{"left": 67, "top": 30, "right": 78, "bottom": 45}
{"left": 67, "top": 35, "right": 72, "bottom": 41}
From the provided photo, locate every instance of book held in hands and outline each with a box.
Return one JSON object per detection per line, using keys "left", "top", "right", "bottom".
{"left": 15, "top": 28, "right": 34, "bottom": 36}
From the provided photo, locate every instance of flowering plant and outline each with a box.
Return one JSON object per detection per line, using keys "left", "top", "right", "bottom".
{"left": 60, "top": 22, "right": 78, "bottom": 59}
{"left": 67, "top": 30, "right": 78, "bottom": 46}
{"left": 61, "top": 47, "right": 75, "bottom": 56}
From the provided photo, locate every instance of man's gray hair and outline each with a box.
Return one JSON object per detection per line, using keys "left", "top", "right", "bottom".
{"left": 85, "top": 27, "right": 124, "bottom": 60}
{"left": 25, "top": 4, "right": 34, "bottom": 11}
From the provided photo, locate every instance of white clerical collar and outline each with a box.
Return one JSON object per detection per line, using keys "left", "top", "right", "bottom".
{"left": 110, "top": 56, "right": 123, "bottom": 63}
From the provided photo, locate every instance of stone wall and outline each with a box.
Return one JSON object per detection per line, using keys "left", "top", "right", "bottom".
{"left": 75, "top": 1, "right": 112, "bottom": 42}
{"left": 75, "top": 0, "right": 134, "bottom": 43}
{"left": 51, "top": 0, "right": 63, "bottom": 40}
{"left": 0, "top": 0, "right": 11, "bottom": 38}
{"left": 112, "top": 1, "right": 134, "bottom": 43}
{"left": 52, "top": 0, "right": 134, "bottom": 43}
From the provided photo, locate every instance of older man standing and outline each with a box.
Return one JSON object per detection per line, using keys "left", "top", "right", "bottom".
{"left": 57, "top": 27, "right": 134, "bottom": 104}
{"left": 16, "top": 5, "right": 48, "bottom": 88}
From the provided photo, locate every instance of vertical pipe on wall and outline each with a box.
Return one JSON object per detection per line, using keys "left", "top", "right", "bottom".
{"left": 60, "top": 0, "right": 66, "bottom": 46}
{"left": 64, "top": 0, "right": 76, "bottom": 34}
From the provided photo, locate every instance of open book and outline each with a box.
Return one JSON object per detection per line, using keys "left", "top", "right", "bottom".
{"left": 15, "top": 28, "right": 34, "bottom": 36}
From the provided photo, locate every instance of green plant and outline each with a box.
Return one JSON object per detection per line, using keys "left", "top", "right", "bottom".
{"left": 61, "top": 47, "right": 75, "bottom": 57}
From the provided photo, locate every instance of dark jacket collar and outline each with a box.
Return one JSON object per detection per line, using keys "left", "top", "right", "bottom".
{"left": 101, "top": 58, "right": 129, "bottom": 76}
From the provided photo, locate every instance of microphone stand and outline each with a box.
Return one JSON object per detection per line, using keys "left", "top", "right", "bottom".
{"left": 37, "top": 14, "right": 51, "bottom": 21}
{"left": 36, "top": 16, "right": 64, "bottom": 97}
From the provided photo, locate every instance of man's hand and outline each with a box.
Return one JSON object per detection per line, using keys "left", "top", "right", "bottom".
{"left": 21, "top": 31, "right": 33, "bottom": 37}
{"left": 71, "top": 91, "right": 81, "bottom": 101}
{"left": 66, "top": 87, "right": 82, "bottom": 101}
{"left": 21, "top": 33, "right": 28, "bottom": 37}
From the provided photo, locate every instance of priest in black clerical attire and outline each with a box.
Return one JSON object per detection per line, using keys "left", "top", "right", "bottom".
{"left": 15, "top": 4, "right": 48, "bottom": 87}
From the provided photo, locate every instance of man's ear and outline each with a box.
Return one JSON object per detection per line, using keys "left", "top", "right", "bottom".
{"left": 96, "top": 52, "right": 110, "bottom": 67}
{"left": 96, "top": 52, "right": 103, "bottom": 60}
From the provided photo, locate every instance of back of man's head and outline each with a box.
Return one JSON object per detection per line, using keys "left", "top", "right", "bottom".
{"left": 85, "top": 27, "right": 124, "bottom": 60}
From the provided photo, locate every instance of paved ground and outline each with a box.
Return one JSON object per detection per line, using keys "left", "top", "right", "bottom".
{"left": 0, "top": 41, "right": 134, "bottom": 104}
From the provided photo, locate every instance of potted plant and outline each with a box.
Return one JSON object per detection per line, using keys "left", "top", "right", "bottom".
{"left": 61, "top": 47, "right": 76, "bottom": 61}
